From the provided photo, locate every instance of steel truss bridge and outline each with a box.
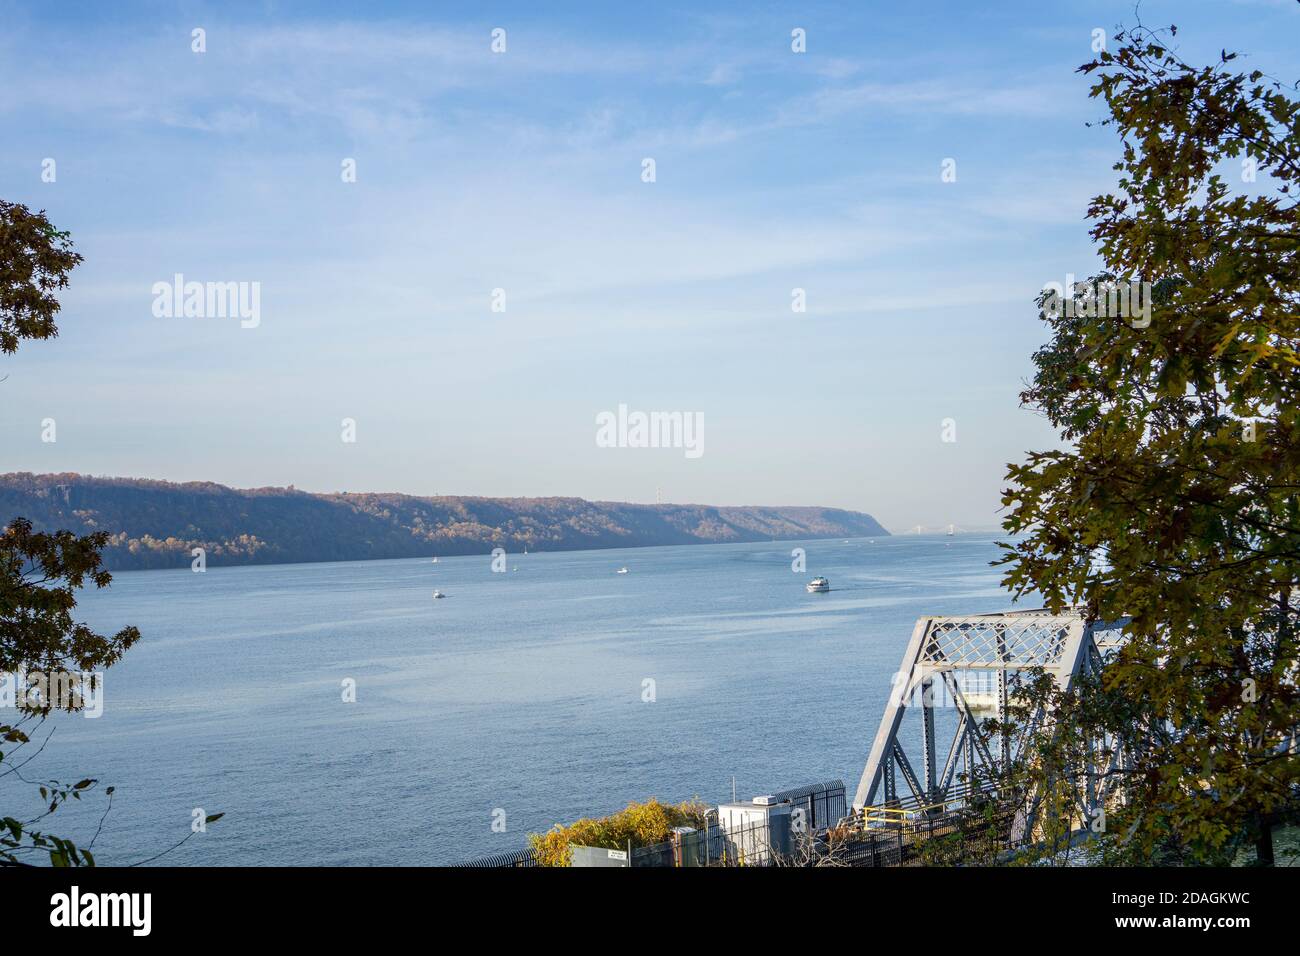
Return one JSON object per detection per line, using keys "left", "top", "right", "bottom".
{"left": 852, "top": 608, "right": 1130, "bottom": 842}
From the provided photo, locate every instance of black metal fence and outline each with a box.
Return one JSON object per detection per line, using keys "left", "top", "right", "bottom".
{"left": 460, "top": 778, "right": 1016, "bottom": 868}
{"left": 459, "top": 807, "right": 1009, "bottom": 868}
{"left": 771, "top": 779, "right": 849, "bottom": 831}
{"left": 460, "top": 845, "right": 537, "bottom": 868}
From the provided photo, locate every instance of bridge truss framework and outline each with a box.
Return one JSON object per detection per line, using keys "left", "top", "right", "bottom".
{"left": 853, "top": 609, "right": 1129, "bottom": 838}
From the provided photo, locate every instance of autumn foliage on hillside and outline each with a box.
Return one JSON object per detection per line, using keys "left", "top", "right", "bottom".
{"left": 0, "top": 473, "right": 888, "bottom": 571}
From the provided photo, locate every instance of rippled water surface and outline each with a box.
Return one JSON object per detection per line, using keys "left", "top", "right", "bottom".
{"left": 13, "top": 533, "right": 1020, "bottom": 864}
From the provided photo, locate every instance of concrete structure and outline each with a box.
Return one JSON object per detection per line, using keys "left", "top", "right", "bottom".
{"left": 716, "top": 796, "right": 794, "bottom": 864}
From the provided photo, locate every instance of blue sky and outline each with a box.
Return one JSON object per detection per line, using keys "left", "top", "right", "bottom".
{"left": 1, "top": 0, "right": 1296, "bottom": 531}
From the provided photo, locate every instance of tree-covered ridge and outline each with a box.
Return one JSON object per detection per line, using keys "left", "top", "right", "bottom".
{"left": 0, "top": 473, "right": 889, "bottom": 571}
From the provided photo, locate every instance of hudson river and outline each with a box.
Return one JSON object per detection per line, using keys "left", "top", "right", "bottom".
{"left": 16, "top": 533, "right": 1019, "bottom": 864}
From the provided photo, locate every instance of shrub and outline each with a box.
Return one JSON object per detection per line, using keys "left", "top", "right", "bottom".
{"left": 528, "top": 798, "right": 710, "bottom": 867}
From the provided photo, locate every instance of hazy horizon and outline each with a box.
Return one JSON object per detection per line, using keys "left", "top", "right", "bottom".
{"left": 2, "top": 1, "right": 1295, "bottom": 531}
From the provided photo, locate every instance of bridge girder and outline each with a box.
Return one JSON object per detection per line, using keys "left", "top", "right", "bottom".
{"left": 853, "top": 609, "right": 1128, "bottom": 832}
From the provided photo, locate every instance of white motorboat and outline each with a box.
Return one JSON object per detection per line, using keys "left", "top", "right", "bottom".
{"left": 806, "top": 577, "right": 830, "bottom": 593}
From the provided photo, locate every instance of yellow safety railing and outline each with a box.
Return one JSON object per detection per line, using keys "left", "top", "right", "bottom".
{"left": 859, "top": 794, "right": 977, "bottom": 830}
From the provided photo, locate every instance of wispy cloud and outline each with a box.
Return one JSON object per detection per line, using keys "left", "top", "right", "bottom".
{"left": 5, "top": 2, "right": 1290, "bottom": 523}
